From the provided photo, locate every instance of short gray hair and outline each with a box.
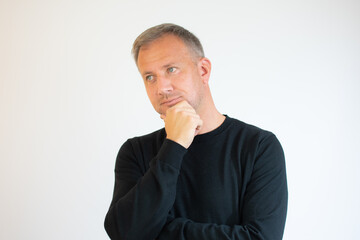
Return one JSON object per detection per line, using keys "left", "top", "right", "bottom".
{"left": 132, "top": 23, "right": 205, "bottom": 64}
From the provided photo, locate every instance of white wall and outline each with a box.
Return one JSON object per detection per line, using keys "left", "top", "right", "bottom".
{"left": 1, "top": 0, "right": 359, "bottom": 239}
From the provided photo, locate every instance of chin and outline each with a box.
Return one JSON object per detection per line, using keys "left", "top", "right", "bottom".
{"left": 155, "top": 106, "right": 166, "bottom": 115}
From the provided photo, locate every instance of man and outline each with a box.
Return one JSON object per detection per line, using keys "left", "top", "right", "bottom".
{"left": 104, "top": 23, "right": 288, "bottom": 240}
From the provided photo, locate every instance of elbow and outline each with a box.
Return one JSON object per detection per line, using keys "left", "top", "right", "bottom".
{"left": 104, "top": 207, "right": 122, "bottom": 240}
{"left": 104, "top": 208, "right": 144, "bottom": 240}
{"left": 104, "top": 216, "right": 116, "bottom": 240}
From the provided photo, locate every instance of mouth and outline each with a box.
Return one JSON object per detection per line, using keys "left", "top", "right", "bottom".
{"left": 160, "top": 97, "right": 182, "bottom": 107}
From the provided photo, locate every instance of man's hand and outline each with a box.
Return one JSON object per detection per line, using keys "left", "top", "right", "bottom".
{"left": 160, "top": 101, "right": 203, "bottom": 149}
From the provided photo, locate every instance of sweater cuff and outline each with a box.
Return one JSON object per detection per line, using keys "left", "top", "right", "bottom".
{"left": 156, "top": 139, "right": 187, "bottom": 170}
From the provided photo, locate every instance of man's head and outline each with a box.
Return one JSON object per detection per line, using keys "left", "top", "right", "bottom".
{"left": 133, "top": 24, "right": 212, "bottom": 116}
{"left": 132, "top": 23, "right": 205, "bottom": 65}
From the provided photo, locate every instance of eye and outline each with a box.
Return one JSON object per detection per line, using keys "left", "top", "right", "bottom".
{"left": 168, "top": 67, "right": 176, "bottom": 73}
{"left": 145, "top": 75, "right": 154, "bottom": 81}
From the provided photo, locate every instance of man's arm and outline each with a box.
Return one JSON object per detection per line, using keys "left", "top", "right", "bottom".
{"left": 104, "top": 101, "right": 202, "bottom": 240}
{"left": 157, "top": 134, "right": 288, "bottom": 240}
{"left": 104, "top": 138, "right": 186, "bottom": 240}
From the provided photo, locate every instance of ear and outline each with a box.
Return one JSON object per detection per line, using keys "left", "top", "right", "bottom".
{"left": 197, "top": 57, "right": 211, "bottom": 84}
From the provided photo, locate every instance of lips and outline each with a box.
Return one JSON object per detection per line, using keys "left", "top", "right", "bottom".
{"left": 161, "top": 97, "right": 182, "bottom": 106}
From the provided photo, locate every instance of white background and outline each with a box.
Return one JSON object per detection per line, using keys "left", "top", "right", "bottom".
{"left": 1, "top": 0, "right": 359, "bottom": 239}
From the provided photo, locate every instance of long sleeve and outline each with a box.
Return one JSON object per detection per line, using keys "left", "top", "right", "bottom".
{"left": 104, "top": 138, "right": 187, "bottom": 240}
{"left": 157, "top": 134, "right": 288, "bottom": 240}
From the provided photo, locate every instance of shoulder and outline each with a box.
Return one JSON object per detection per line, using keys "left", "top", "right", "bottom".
{"left": 224, "top": 116, "right": 283, "bottom": 156}
{"left": 226, "top": 116, "right": 275, "bottom": 142}
{"left": 119, "top": 128, "right": 166, "bottom": 158}
{"left": 226, "top": 116, "right": 285, "bottom": 169}
{"left": 128, "top": 128, "right": 166, "bottom": 148}
{"left": 115, "top": 128, "right": 167, "bottom": 171}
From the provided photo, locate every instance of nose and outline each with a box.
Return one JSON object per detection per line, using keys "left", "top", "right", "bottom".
{"left": 157, "top": 76, "right": 173, "bottom": 95}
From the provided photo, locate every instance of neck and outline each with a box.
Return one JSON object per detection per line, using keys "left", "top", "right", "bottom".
{"left": 196, "top": 95, "right": 225, "bottom": 135}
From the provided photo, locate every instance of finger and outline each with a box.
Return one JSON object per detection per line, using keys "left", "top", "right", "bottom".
{"left": 170, "top": 105, "right": 196, "bottom": 115}
{"left": 194, "top": 119, "right": 203, "bottom": 135}
{"left": 170, "top": 100, "right": 195, "bottom": 111}
{"left": 196, "top": 118, "right": 203, "bottom": 128}
{"left": 177, "top": 110, "right": 200, "bottom": 117}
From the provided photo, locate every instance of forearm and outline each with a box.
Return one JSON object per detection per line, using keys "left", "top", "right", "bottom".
{"left": 105, "top": 139, "right": 186, "bottom": 240}
{"left": 158, "top": 134, "right": 287, "bottom": 240}
{"left": 157, "top": 218, "right": 261, "bottom": 240}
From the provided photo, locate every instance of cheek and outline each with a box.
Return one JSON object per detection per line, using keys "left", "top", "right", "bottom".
{"left": 145, "top": 86, "right": 155, "bottom": 101}
{"left": 146, "top": 87, "right": 161, "bottom": 110}
{"left": 182, "top": 75, "right": 201, "bottom": 95}
{"left": 175, "top": 73, "right": 193, "bottom": 91}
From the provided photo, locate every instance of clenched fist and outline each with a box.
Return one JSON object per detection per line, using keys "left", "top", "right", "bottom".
{"left": 160, "top": 101, "right": 203, "bottom": 149}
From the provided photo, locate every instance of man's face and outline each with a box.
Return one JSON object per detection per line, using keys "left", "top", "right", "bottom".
{"left": 137, "top": 34, "right": 205, "bottom": 116}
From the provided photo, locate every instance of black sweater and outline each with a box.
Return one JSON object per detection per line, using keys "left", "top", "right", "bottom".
{"left": 105, "top": 116, "right": 288, "bottom": 239}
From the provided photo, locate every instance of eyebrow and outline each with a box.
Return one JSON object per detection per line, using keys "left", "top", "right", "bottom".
{"left": 143, "top": 71, "right": 153, "bottom": 76}
{"left": 142, "top": 63, "right": 177, "bottom": 76}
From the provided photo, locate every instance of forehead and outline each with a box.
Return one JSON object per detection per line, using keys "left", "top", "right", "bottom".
{"left": 137, "top": 34, "right": 194, "bottom": 72}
